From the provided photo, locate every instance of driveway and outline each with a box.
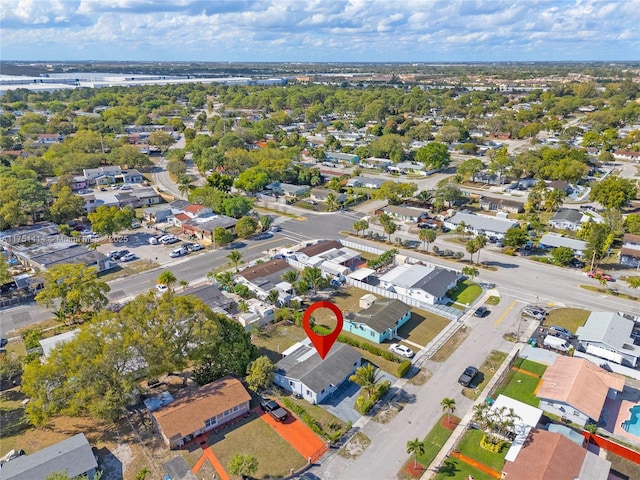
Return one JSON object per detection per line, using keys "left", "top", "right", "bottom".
{"left": 319, "top": 380, "right": 362, "bottom": 424}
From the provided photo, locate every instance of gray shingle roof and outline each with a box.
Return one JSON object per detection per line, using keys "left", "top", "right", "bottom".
{"left": 349, "top": 299, "right": 411, "bottom": 333}
{"left": 1, "top": 433, "right": 97, "bottom": 480}
{"left": 446, "top": 212, "right": 518, "bottom": 234}
{"left": 539, "top": 234, "right": 587, "bottom": 251}
{"left": 550, "top": 209, "right": 583, "bottom": 224}
{"left": 576, "top": 312, "right": 640, "bottom": 358}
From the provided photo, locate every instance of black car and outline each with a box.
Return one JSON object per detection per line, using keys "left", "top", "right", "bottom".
{"left": 474, "top": 306, "right": 488, "bottom": 318}
{"left": 569, "top": 258, "right": 585, "bottom": 268}
{"left": 458, "top": 366, "right": 479, "bottom": 387}
{"left": 260, "top": 399, "right": 288, "bottom": 422}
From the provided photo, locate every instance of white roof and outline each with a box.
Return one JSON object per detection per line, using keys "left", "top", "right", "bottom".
{"left": 539, "top": 234, "right": 587, "bottom": 251}
{"left": 348, "top": 268, "right": 376, "bottom": 281}
{"left": 490, "top": 394, "right": 543, "bottom": 462}
{"left": 586, "top": 345, "right": 624, "bottom": 364}
{"left": 446, "top": 212, "right": 518, "bottom": 234}
{"left": 39, "top": 329, "right": 80, "bottom": 358}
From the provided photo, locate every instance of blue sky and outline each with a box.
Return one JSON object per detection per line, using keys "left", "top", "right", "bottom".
{"left": 1, "top": 0, "right": 639, "bottom": 62}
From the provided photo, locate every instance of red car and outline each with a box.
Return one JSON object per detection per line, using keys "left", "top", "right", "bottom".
{"left": 587, "top": 271, "right": 612, "bottom": 281}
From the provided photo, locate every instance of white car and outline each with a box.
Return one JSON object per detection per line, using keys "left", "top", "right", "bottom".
{"left": 156, "top": 284, "right": 168, "bottom": 293}
{"left": 121, "top": 253, "right": 136, "bottom": 262}
{"left": 389, "top": 343, "right": 414, "bottom": 358}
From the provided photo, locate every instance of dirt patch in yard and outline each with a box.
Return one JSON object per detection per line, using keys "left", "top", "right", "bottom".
{"left": 441, "top": 415, "right": 460, "bottom": 431}
{"left": 430, "top": 326, "right": 470, "bottom": 362}
{"left": 338, "top": 431, "right": 371, "bottom": 459}
{"left": 407, "top": 368, "right": 432, "bottom": 387}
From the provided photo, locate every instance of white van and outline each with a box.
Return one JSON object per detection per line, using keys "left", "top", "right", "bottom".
{"left": 169, "top": 247, "right": 187, "bottom": 258}
{"left": 543, "top": 335, "right": 571, "bottom": 353}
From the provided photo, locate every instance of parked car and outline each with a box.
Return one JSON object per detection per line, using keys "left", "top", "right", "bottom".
{"left": 549, "top": 326, "right": 575, "bottom": 340}
{"left": 474, "top": 306, "right": 489, "bottom": 318}
{"left": 156, "top": 284, "right": 168, "bottom": 293}
{"left": 187, "top": 243, "right": 203, "bottom": 252}
{"left": 260, "top": 399, "right": 288, "bottom": 422}
{"left": 522, "top": 305, "right": 547, "bottom": 320}
{"left": 587, "top": 270, "right": 612, "bottom": 281}
{"left": 161, "top": 235, "right": 180, "bottom": 245}
{"left": 569, "top": 258, "right": 585, "bottom": 268}
{"left": 389, "top": 343, "right": 414, "bottom": 358}
{"left": 270, "top": 225, "right": 282, "bottom": 232}
{"left": 121, "top": 253, "right": 137, "bottom": 262}
{"left": 0, "top": 449, "right": 25, "bottom": 465}
{"left": 169, "top": 247, "right": 187, "bottom": 258}
{"left": 109, "top": 249, "right": 129, "bottom": 260}
{"left": 130, "top": 221, "right": 142, "bottom": 229}
{"left": 458, "top": 366, "right": 479, "bottom": 387}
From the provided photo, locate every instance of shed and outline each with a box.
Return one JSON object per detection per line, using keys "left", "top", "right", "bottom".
{"left": 360, "top": 293, "right": 377, "bottom": 309}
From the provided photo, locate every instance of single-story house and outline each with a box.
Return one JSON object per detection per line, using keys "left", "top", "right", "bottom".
{"left": 360, "top": 157, "right": 393, "bottom": 170}
{"left": 549, "top": 209, "right": 589, "bottom": 231}
{"left": 443, "top": 212, "right": 518, "bottom": 239}
{"left": 547, "top": 180, "right": 573, "bottom": 194}
{"left": 324, "top": 151, "right": 359, "bottom": 164}
{"left": 310, "top": 188, "right": 346, "bottom": 204}
{"left": 346, "top": 176, "right": 384, "bottom": 189}
{"left": 295, "top": 243, "right": 361, "bottom": 272}
{"left": 378, "top": 263, "right": 460, "bottom": 305}
{"left": 182, "top": 215, "right": 237, "bottom": 242}
{"left": 170, "top": 199, "right": 191, "bottom": 213}
{"left": 144, "top": 206, "right": 172, "bottom": 224}
{"left": 576, "top": 312, "right": 640, "bottom": 368}
{"left": 613, "top": 149, "right": 640, "bottom": 162}
{"left": 0, "top": 433, "right": 99, "bottom": 480}
{"left": 536, "top": 356, "right": 624, "bottom": 427}
{"left": 131, "top": 188, "right": 162, "bottom": 206}
{"left": 502, "top": 429, "right": 611, "bottom": 480}
{"left": 539, "top": 233, "right": 587, "bottom": 256}
{"left": 388, "top": 162, "right": 426, "bottom": 174}
{"left": 619, "top": 233, "right": 640, "bottom": 267}
{"left": 39, "top": 329, "right": 80, "bottom": 358}
{"left": 183, "top": 204, "right": 213, "bottom": 218}
{"left": 479, "top": 196, "right": 524, "bottom": 214}
{"left": 276, "top": 183, "right": 311, "bottom": 198}
{"left": 151, "top": 376, "right": 251, "bottom": 449}
{"left": 237, "top": 298, "right": 275, "bottom": 330}
{"left": 274, "top": 339, "right": 361, "bottom": 404}
{"left": 344, "top": 298, "right": 412, "bottom": 343}
{"left": 177, "top": 283, "right": 235, "bottom": 313}
{"left": 378, "top": 205, "right": 429, "bottom": 223}
{"left": 36, "top": 133, "right": 64, "bottom": 144}
{"left": 236, "top": 258, "right": 295, "bottom": 299}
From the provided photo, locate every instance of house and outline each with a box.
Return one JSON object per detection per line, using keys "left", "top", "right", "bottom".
{"left": 39, "top": 329, "right": 80, "bottom": 358}
{"left": 388, "top": 162, "right": 426, "bottom": 175}
{"left": 501, "top": 429, "right": 611, "bottom": 480}
{"left": 170, "top": 199, "right": 192, "bottom": 213}
{"left": 132, "top": 187, "right": 162, "bottom": 207}
{"left": 236, "top": 258, "right": 294, "bottom": 298}
{"left": 83, "top": 166, "right": 123, "bottom": 184}
{"left": 360, "top": 157, "right": 393, "bottom": 170}
{"left": 294, "top": 242, "right": 361, "bottom": 279}
{"left": 344, "top": 298, "right": 412, "bottom": 343}
{"left": 151, "top": 376, "right": 251, "bottom": 449}
{"left": 346, "top": 176, "right": 384, "bottom": 189}
{"left": 0, "top": 433, "right": 99, "bottom": 480}
{"left": 576, "top": 312, "right": 640, "bottom": 367}
{"left": 324, "top": 151, "right": 359, "bottom": 164}
{"left": 547, "top": 180, "right": 573, "bottom": 194}
{"left": 177, "top": 283, "right": 235, "bottom": 313}
{"left": 310, "top": 188, "right": 346, "bottom": 204}
{"left": 379, "top": 205, "right": 429, "bottom": 223}
{"left": 548, "top": 209, "right": 588, "bottom": 231}
{"left": 182, "top": 215, "right": 237, "bottom": 242}
{"left": 237, "top": 298, "right": 275, "bottom": 330}
{"left": 36, "top": 133, "right": 63, "bottom": 144}
{"left": 479, "top": 196, "right": 524, "bottom": 214}
{"left": 539, "top": 233, "right": 587, "bottom": 256}
{"left": 267, "top": 182, "right": 311, "bottom": 198}
{"left": 619, "top": 233, "right": 640, "bottom": 267}
{"left": 378, "top": 264, "right": 460, "bottom": 305}
{"left": 120, "top": 168, "right": 143, "bottom": 184}
{"left": 536, "top": 356, "right": 625, "bottom": 427}
{"left": 443, "top": 212, "right": 518, "bottom": 239}
{"left": 613, "top": 149, "right": 640, "bottom": 162}
{"left": 170, "top": 213, "right": 191, "bottom": 227}
{"left": 183, "top": 204, "right": 213, "bottom": 218}
{"left": 274, "top": 339, "right": 361, "bottom": 404}
{"left": 144, "top": 205, "right": 172, "bottom": 224}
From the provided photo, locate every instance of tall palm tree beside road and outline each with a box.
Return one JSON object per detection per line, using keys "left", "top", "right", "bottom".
{"left": 441, "top": 397, "right": 456, "bottom": 424}
{"left": 462, "top": 266, "right": 479, "bottom": 281}
{"left": 227, "top": 249, "right": 243, "bottom": 272}
{"left": 465, "top": 237, "right": 479, "bottom": 263}
{"left": 474, "top": 234, "right": 488, "bottom": 264}
{"left": 353, "top": 220, "right": 369, "bottom": 237}
{"left": 177, "top": 174, "right": 195, "bottom": 198}
{"left": 418, "top": 228, "right": 437, "bottom": 252}
{"left": 210, "top": 270, "right": 235, "bottom": 291}
{"left": 406, "top": 438, "right": 425, "bottom": 470}
{"left": 157, "top": 270, "right": 177, "bottom": 291}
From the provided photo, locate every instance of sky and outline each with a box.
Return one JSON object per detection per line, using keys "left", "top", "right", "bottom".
{"left": 1, "top": 0, "right": 639, "bottom": 63}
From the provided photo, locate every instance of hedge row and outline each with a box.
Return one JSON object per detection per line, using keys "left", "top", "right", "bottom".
{"left": 355, "top": 380, "right": 392, "bottom": 414}
{"left": 397, "top": 360, "right": 412, "bottom": 378}
{"left": 367, "top": 249, "right": 398, "bottom": 270}
{"left": 281, "top": 397, "right": 351, "bottom": 442}
{"left": 314, "top": 325, "right": 402, "bottom": 364}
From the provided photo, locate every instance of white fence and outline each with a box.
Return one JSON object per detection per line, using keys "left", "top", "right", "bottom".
{"left": 340, "top": 239, "right": 387, "bottom": 256}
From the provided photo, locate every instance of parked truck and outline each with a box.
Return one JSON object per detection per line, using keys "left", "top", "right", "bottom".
{"left": 543, "top": 335, "right": 571, "bottom": 353}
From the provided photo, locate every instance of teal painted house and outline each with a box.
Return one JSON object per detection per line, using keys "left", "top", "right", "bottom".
{"left": 344, "top": 299, "right": 412, "bottom": 344}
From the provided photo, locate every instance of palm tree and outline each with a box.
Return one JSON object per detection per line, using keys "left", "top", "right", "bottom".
{"left": 462, "top": 266, "right": 479, "bottom": 281}
{"left": 301, "top": 267, "right": 328, "bottom": 296}
{"left": 415, "top": 189, "right": 434, "bottom": 206}
{"left": 465, "top": 237, "right": 479, "bottom": 263}
{"left": 177, "top": 174, "right": 194, "bottom": 198}
{"left": 382, "top": 218, "right": 397, "bottom": 243}
{"left": 227, "top": 249, "right": 243, "bottom": 272}
{"left": 455, "top": 221, "right": 467, "bottom": 239}
{"left": 441, "top": 397, "right": 456, "bottom": 424}
{"left": 349, "top": 364, "right": 379, "bottom": 399}
{"left": 406, "top": 438, "right": 425, "bottom": 470}
{"left": 544, "top": 188, "right": 567, "bottom": 212}
{"left": 237, "top": 300, "right": 249, "bottom": 313}
{"left": 281, "top": 270, "right": 300, "bottom": 295}
{"left": 474, "top": 234, "right": 488, "bottom": 264}
{"left": 267, "top": 289, "right": 280, "bottom": 306}
{"left": 259, "top": 215, "right": 272, "bottom": 232}
{"left": 158, "top": 270, "right": 177, "bottom": 291}
{"left": 353, "top": 220, "right": 369, "bottom": 237}
{"left": 326, "top": 192, "right": 340, "bottom": 212}
{"left": 179, "top": 279, "right": 189, "bottom": 291}
{"left": 211, "top": 270, "right": 235, "bottom": 291}
{"left": 418, "top": 228, "right": 437, "bottom": 251}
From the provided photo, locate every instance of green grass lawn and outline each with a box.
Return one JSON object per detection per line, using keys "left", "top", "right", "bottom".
{"left": 251, "top": 324, "right": 307, "bottom": 363}
{"left": 544, "top": 308, "right": 589, "bottom": 332}
{"left": 397, "top": 310, "right": 451, "bottom": 347}
{"left": 208, "top": 415, "right": 306, "bottom": 479}
{"left": 493, "top": 371, "right": 542, "bottom": 407}
{"left": 449, "top": 280, "right": 483, "bottom": 306}
{"left": 416, "top": 415, "right": 457, "bottom": 467}
{"left": 486, "top": 296, "right": 501, "bottom": 306}
{"left": 456, "top": 429, "right": 507, "bottom": 471}
{"left": 277, "top": 393, "right": 347, "bottom": 437}
{"left": 513, "top": 358, "right": 547, "bottom": 376}
{"left": 434, "top": 457, "right": 494, "bottom": 480}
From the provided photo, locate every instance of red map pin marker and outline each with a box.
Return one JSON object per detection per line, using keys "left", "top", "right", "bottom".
{"left": 302, "top": 301, "right": 344, "bottom": 360}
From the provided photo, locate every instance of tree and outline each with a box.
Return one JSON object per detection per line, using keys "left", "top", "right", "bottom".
{"left": 435, "top": 181, "right": 462, "bottom": 208}
{"left": 457, "top": 158, "right": 484, "bottom": 183}
{"left": 489, "top": 147, "right": 512, "bottom": 189}
{"left": 267, "top": 289, "right": 280, "bottom": 306}
{"left": 375, "top": 181, "right": 418, "bottom": 205}
{"left": 349, "top": 364, "right": 380, "bottom": 399}
{"left": 378, "top": 214, "right": 398, "bottom": 243}
{"left": 406, "top": 438, "right": 425, "bottom": 470}
{"left": 259, "top": 215, "right": 272, "bottom": 231}
{"left": 301, "top": 266, "right": 328, "bottom": 295}
{"left": 418, "top": 228, "right": 437, "bottom": 251}
{"left": 326, "top": 192, "right": 340, "bottom": 212}
{"left": 48, "top": 186, "right": 85, "bottom": 224}
{"left": 157, "top": 270, "right": 177, "bottom": 291}
{"left": 149, "top": 131, "right": 175, "bottom": 154}
{"left": 627, "top": 277, "right": 640, "bottom": 289}
{"left": 544, "top": 188, "right": 567, "bottom": 212}
{"left": 88, "top": 206, "right": 135, "bottom": 236}
{"left": 590, "top": 175, "right": 636, "bottom": 210}
{"left": 353, "top": 219, "right": 369, "bottom": 237}
{"left": 35, "top": 264, "right": 110, "bottom": 323}
{"left": 441, "top": 397, "right": 456, "bottom": 423}
{"left": 503, "top": 227, "right": 528, "bottom": 249}
{"left": 415, "top": 142, "right": 450, "bottom": 170}
{"left": 213, "top": 227, "right": 234, "bottom": 249}
{"left": 462, "top": 266, "right": 479, "bottom": 281}
{"left": 586, "top": 223, "right": 614, "bottom": 267}
{"left": 245, "top": 356, "right": 275, "bottom": 392}
{"left": 465, "top": 237, "right": 479, "bottom": 262}
{"left": 235, "top": 216, "right": 258, "bottom": 238}
{"left": 0, "top": 255, "right": 12, "bottom": 286}
{"left": 474, "top": 234, "right": 488, "bottom": 264}
{"left": 551, "top": 247, "right": 575, "bottom": 265}
{"left": 227, "top": 454, "right": 259, "bottom": 477}
{"left": 211, "top": 270, "right": 235, "bottom": 291}
{"left": 227, "top": 249, "right": 243, "bottom": 272}
{"left": 177, "top": 174, "right": 194, "bottom": 198}
{"left": 281, "top": 270, "right": 300, "bottom": 295}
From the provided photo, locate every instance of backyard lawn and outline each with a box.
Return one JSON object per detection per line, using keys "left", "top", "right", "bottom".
{"left": 513, "top": 358, "right": 547, "bottom": 376}
{"left": 434, "top": 457, "right": 495, "bottom": 480}
{"left": 251, "top": 324, "right": 307, "bottom": 363}
{"left": 208, "top": 415, "right": 306, "bottom": 479}
{"left": 493, "top": 359, "right": 547, "bottom": 408}
{"left": 456, "top": 429, "right": 508, "bottom": 471}
{"left": 448, "top": 280, "right": 483, "bottom": 307}
{"left": 544, "top": 308, "right": 589, "bottom": 332}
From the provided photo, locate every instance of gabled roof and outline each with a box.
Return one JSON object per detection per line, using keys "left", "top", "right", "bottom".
{"left": 348, "top": 299, "right": 411, "bottom": 334}
{"left": 177, "top": 283, "right": 234, "bottom": 310}
{"left": 446, "top": 212, "right": 518, "bottom": 234}
{"left": 536, "top": 356, "right": 625, "bottom": 420}
{"left": 1, "top": 433, "right": 98, "bottom": 480}
{"left": 382, "top": 205, "right": 429, "bottom": 218}
{"left": 576, "top": 312, "right": 640, "bottom": 358}
{"left": 183, "top": 204, "right": 208, "bottom": 214}
{"left": 298, "top": 240, "right": 343, "bottom": 257}
{"left": 239, "top": 258, "right": 291, "bottom": 282}
{"left": 152, "top": 377, "right": 251, "bottom": 442}
{"left": 539, "top": 233, "right": 587, "bottom": 251}
{"left": 550, "top": 209, "right": 583, "bottom": 224}
{"left": 170, "top": 199, "right": 191, "bottom": 211}
{"left": 379, "top": 264, "right": 459, "bottom": 298}
{"left": 276, "top": 340, "right": 360, "bottom": 393}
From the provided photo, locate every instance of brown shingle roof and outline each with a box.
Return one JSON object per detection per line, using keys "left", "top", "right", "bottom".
{"left": 239, "top": 258, "right": 290, "bottom": 281}
{"left": 502, "top": 429, "right": 585, "bottom": 480}
{"left": 536, "top": 357, "right": 625, "bottom": 420}
{"left": 298, "top": 240, "right": 342, "bottom": 257}
{"left": 623, "top": 233, "right": 640, "bottom": 244}
{"left": 152, "top": 377, "right": 250, "bottom": 442}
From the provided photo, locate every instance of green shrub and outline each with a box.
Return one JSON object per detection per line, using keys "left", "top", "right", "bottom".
{"left": 503, "top": 246, "right": 516, "bottom": 256}
{"left": 313, "top": 326, "right": 401, "bottom": 364}
{"left": 367, "top": 249, "right": 398, "bottom": 270}
{"left": 480, "top": 434, "right": 508, "bottom": 453}
{"left": 21, "top": 328, "right": 43, "bottom": 350}
{"left": 281, "top": 397, "right": 351, "bottom": 441}
{"left": 355, "top": 380, "right": 392, "bottom": 414}
{"left": 397, "top": 360, "right": 412, "bottom": 378}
